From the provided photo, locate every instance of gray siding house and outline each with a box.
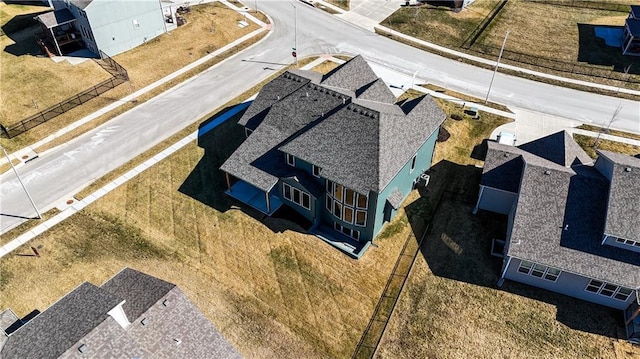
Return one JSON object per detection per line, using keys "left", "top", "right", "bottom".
{"left": 0, "top": 268, "right": 241, "bottom": 358}
{"left": 220, "top": 55, "right": 446, "bottom": 258}
{"left": 37, "top": 0, "right": 165, "bottom": 57}
{"left": 473, "top": 131, "right": 640, "bottom": 343}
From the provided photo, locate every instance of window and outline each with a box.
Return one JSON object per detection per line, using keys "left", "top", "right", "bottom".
{"left": 334, "top": 222, "right": 360, "bottom": 241}
{"left": 517, "top": 260, "right": 561, "bottom": 282}
{"left": 283, "top": 183, "right": 310, "bottom": 210}
{"left": 585, "top": 279, "right": 633, "bottom": 301}
{"left": 410, "top": 155, "right": 417, "bottom": 173}
{"left": 312, "top": 165, "right": 321, "bottom": 178}
{"left": 615, "top": 236, "right": 640, "bottom": 247}
{"left": 326, "top": 180, "right": 368, "bottom": 226}
{"left": 245, "top": 128, "right": 253, "bottom": 137}
{"left": 285, "top": 153, "right": 295, "bottom": 166}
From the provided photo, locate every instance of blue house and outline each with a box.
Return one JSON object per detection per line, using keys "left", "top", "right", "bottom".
{"left": 473, "top": 131, "right": 640, "bottom": 343}
{"left": 220, "top": 56, "right": 445, "bottom": 258}
{"left": 36, "top": 0, "right": 166, "bottom": 57}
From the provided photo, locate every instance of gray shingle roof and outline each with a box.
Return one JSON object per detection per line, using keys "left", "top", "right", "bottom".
{"left": 100, "top": 268, "right": 176, "bottom": 321}
{"left": 320, "top": 55, "right": 379, "bottom": 92}
{"left": 69, "top": 0, "right": 94, "bottom": 9}
{"left": 518, "top": 130, "right": 592, "bottom": 167}
{"left": 1, "top": 282, "right": 123, "bottom": 359}
{"left": 597, "top": 150, "right": 640, "bottom": 241}
{"left": 222, "top": 55, "right": 445, "bottom": 195}
{"left": 480, "top": 142, "right": 526, "bottom": 192}
{"left": 507, "top": 162, "right": 640, "bottom": 288}
{"left": 34, "top": 9, "right": 76, "bottom": 29}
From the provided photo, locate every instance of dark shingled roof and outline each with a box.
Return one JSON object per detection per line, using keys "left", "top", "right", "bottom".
{"left": 222, "top": 55, "right": 446, "bottom": 195}
{"left": 34, "top": 9, "right": 76, "bottom": 29}
{"left": 100, "top": 268, "right": 176, "bottom": 321}
{"left": 518, "top": 131, "right": 592, "bottom": 167}
{"left": 597, "top": 150, "right": 640, "bottom": 241}
{"left": 1, "top": 283, "right": 123, "bottom": 359}
{"left": 481, "top": 131, "right": 592, "bottom": 192}
{"left": 508, "top": 162, "right": 640, "bottom": 288}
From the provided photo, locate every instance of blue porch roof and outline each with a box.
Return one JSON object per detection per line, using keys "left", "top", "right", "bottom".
{"left": 226, "top": 181, "right": 283, "bottom": 215}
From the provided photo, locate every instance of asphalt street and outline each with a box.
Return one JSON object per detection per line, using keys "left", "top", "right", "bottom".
{"left": 1, "top": 0, "right": 639, "bottom": 233}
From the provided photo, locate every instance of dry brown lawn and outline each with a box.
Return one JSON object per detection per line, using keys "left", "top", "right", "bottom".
{"left": 0, "top": 2, "right": 260, "bottom": 152}
{"left": 0, "top": 3, "right": 111, "bottom": 125}
{"left": 574, "top": 134, "right": 640, "bottom": 159}
{"left": 0, "top": 115, "right": 408, "bottom": 358}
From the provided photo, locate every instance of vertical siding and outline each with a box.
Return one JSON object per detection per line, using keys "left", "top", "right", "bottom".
{"left": 504, "top": 257, "right": 635, "bottom": 310}
{"left": 372, "top": 130, "right": 439, "bottom": 239}
{"left": 86, "top": 0, "right": 165, "bottom": 56}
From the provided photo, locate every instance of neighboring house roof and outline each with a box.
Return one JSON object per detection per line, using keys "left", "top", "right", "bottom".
{"left": 222, "top": 55, "right": 445, "bottom": 195}
{"left": 34, "top": 9, "right": 76, "bottom": 29}
{"left": 100, "top": 267, "right": 176, "bottom": 321}
{"left": 598, "top": 150, "right": 640, "bottom": 241}
{"left": 1, "top": 282, "right": 123, "bottom": 358}
{"left": 0, "top": 268, "right": 241, "bottom": 359}
{"left": 480, "top": 131, "right": 590, "bottom": 192}
{"left": 482, "top": 132, "right": 640, "bottom": 288}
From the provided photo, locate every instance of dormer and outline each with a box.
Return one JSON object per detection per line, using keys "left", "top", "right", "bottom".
{"left": 596, "top": 150, "right": 640, "bottom": 253}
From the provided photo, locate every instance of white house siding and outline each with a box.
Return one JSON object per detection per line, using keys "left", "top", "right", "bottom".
{"left": 504, "top": 257, "right": 636, "bottom": 310}
{"left": 476, "top": 186, "right": 517, "bottom": 215}
{"left": 85, "top": 0, "right": 165, "bottom": 57}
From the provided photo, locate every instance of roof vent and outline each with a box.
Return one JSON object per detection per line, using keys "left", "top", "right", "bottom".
{"left": 141, "top": 318, "right": 148, "bottom": 326}
{"left": 173, "top": 338, "right": 182, "bottom": 345}
{"left": 544, "top": 170, "right": 551, "bottom": 175}
{"left": 162, "top": 299, "right": 169, "bottom": 307}
{"left": 625, "top": 167, "right": 632, "bottom": 172}
{"left": 503, "top": 153, "right": 509, "bottom": 157}
{"left": 277, "top": 95, "right": 280, "bottom": 100}
{"left": 342, "top": 98, "right": 345, "bottom": 104}
{"left": 78, "top": 344, "right": 88, "bottom": 353}
{"left": 306, "top": 92, "right": 309, "bottom": 97}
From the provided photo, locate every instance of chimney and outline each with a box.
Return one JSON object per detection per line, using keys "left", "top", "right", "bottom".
{"left": 107, "top": 301, "right": 130, "bottom": 329}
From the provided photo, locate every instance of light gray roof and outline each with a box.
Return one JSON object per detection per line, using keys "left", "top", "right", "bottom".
{"left": 597, "top": 150, "right": 640, "bottom": 241}
{"left": 100, "top": 267, "right": 176, "bottom": 321}
{"left": 35, "top": 9, "right": 76, "bottom": 29}
{"left": 481, "top": 132, "right": 640, "bottom": 288}
{"left": 320, "top": 55, "right": 379, "bottom": 92}
{"left": 1, "top": 282, "right": 123, "bottom": 359}
{"left": 387, "top": 188, "right": 404, "bottom": 209}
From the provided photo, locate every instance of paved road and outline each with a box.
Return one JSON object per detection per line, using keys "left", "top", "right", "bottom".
{"left": 1, "top": 0, "right": 639, "bottom": 233}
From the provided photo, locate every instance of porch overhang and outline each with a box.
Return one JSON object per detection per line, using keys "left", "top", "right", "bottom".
{"left": 35, "top": 9, "right": 76, "bottom": 29}
{"left": 225, "top": 180, "right": 283, "bottom": 216}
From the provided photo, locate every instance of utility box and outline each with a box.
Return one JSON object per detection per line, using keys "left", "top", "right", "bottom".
{"left": 497, "top": 132, "right": 516, "bottom": 146}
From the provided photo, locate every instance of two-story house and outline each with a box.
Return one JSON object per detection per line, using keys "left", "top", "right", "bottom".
{"left": 220, "top": 55, "right": 446, "bottom": 258}
{"left": 36, "top": 0, "right": 166, "bottom": 57}
{"left": 473, "top": 131, "right": 640, "bottom": 343}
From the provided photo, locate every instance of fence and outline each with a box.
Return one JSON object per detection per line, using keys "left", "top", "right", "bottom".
{"left": 461, "top": 0, "right": 508, "bottom": 49}
{"left": 468, "top": 43, "right": 639, "bottom": 86}
{"left": 1, "top": 51, "right": 128, "bottom": 139}
{"left": 524, "top": 0, "right": 631, "bottom": 13}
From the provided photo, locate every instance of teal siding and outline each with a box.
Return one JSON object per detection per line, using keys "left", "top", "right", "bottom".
{"left": 279, "top": 178, "right": 317, "bottom": 222}
{"left": 372, "top": 129, "right": 439, "bottom": 238}
{"left": 85, "top": 0, "right": 165, "bottom": 56}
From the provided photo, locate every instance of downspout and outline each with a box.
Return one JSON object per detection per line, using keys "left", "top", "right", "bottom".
{"left": 497, "top": 256, "right": 512, "bottom": 287}
{"left": 225, "top": 173, "right": 231, "bottom": 192}
{"left": 265, "top": 192, "right": 271, "bottom": 214}
{"left": 472, "top": 185, "right": 485, "bottom": 214}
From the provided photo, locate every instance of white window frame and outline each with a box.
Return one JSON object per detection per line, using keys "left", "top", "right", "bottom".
{"left": 285, "top": 153, "right": 295, "bottom": 167}
{"left": 585, "top": 279, "right": 633, "bottom": 301}
{"left": 245, "top": 128, "right": 253, "bottom": 138}
{"left": 283, "top": 183, "right": 310, "bottom": 210}
{"left": 615, "top": 236, "right": 640, "bottom": 247}
{"left": 326, "top": 181, "right": 367, "bottom": 226}
{"left": 517, "top": 260, "right": 561, "bottom": 282}
{"left": 334, "top": 222, "right": 360, "bottom": 241}
{"left": 312, "top": 165, "right": 321, "bottom": 178}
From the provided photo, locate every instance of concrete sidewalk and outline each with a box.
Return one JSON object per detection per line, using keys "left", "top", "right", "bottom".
{"left": 0, "top": 0, "right": 269, "bottom": 170}
{"left": 312, "top": 0, "right": 640, "bottom": 97}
